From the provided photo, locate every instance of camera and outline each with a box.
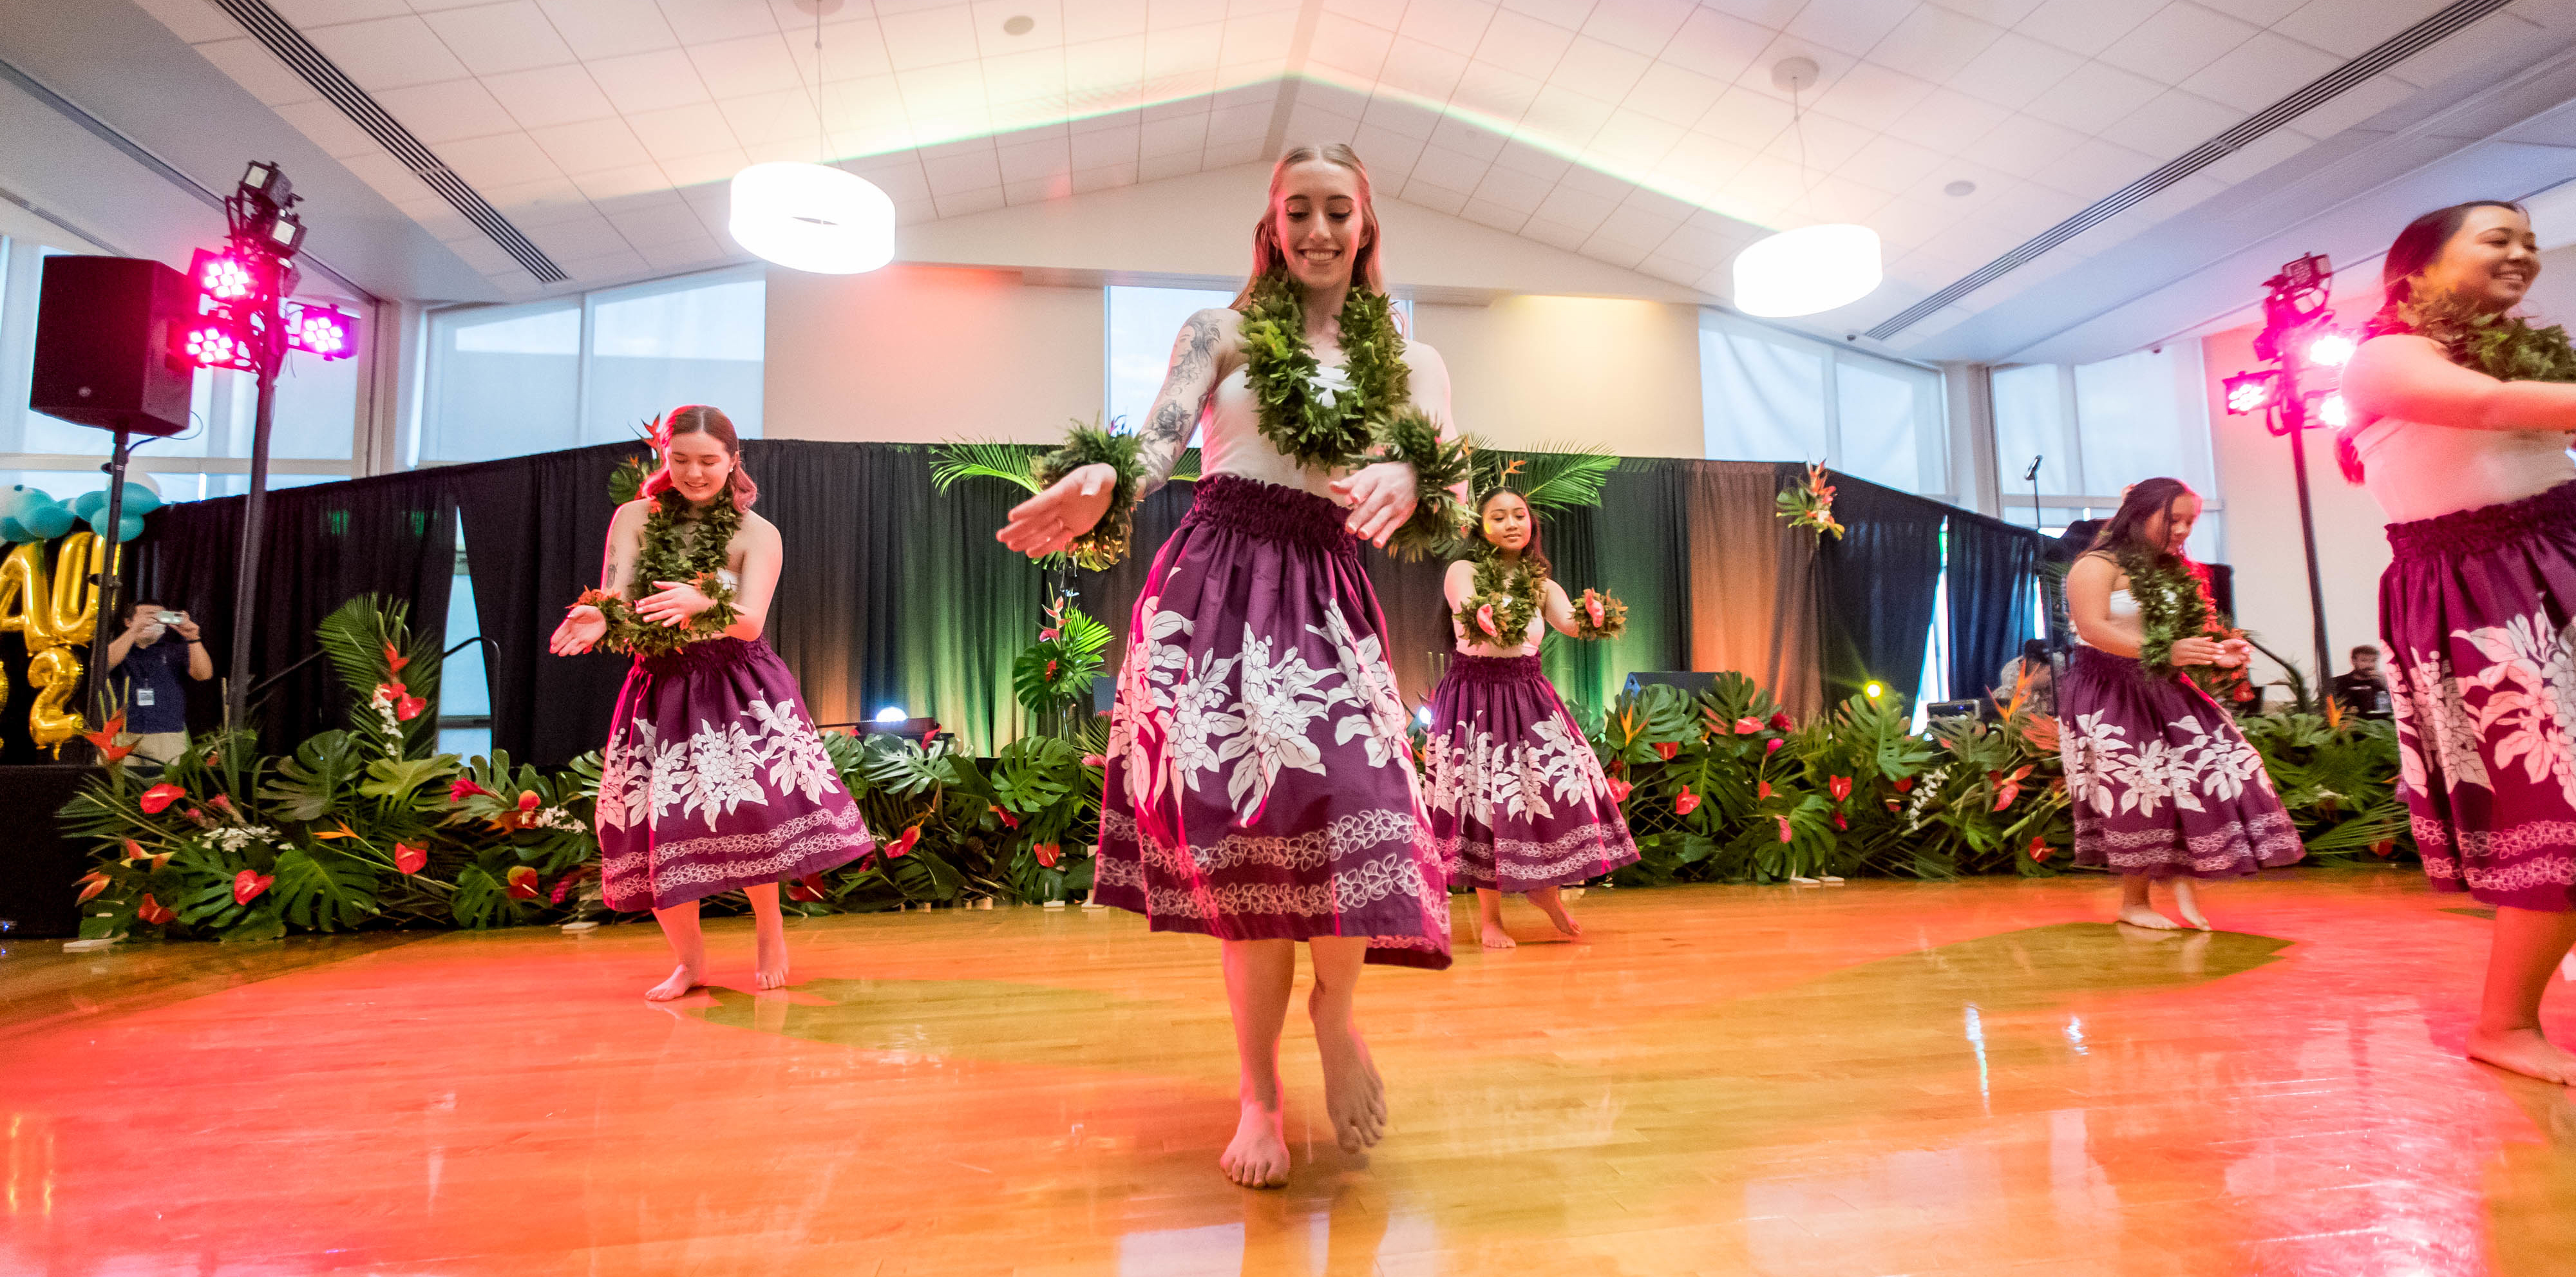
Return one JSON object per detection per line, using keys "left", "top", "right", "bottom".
{"left": 157, "top": 610, "right": 182, "bottom": 624}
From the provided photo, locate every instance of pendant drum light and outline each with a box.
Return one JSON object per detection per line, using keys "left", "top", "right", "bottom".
{"left": 729, "top": 0, "right": 896, "bottom": 274}
{"left": 1730, "top": 57, "right": 1882, "bottom": 318}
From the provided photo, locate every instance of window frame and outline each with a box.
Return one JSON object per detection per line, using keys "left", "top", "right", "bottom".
{"left": 1698, "top": 308, "right": 1953, "bottom": 500}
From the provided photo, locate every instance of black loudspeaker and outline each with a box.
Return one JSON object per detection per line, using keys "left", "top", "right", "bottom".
{"left": 30, "top": 255, "right": 194, "bottom": 437}
{"left": 1625, "top": 671, "right": 1717, "bottom": 697}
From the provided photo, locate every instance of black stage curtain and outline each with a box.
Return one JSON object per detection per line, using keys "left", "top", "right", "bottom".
{"left": 1815, "top": 475, "right": 1948, "bottom": 709}
{"left": 1946, "top": 512, "right": 2043, "bottom": 704}
{"left": 448, "top": 443, "right": 633, "bottom": 766}
{"left": 130, "top": 471, "right": 457, "bottom": 751}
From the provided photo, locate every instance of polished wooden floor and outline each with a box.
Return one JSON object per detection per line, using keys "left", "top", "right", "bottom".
{"left": 4, "top": 869, "right": 2573, "bottom": 1276}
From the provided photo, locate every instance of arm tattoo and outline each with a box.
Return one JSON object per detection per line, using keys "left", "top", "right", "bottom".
{"left": 1133, "top": 312, "right": 1223, "bottom": 500}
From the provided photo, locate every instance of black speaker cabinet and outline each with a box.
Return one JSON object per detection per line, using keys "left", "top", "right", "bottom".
{"left": 31, "top": 255, "right": 193, "bottom": 437}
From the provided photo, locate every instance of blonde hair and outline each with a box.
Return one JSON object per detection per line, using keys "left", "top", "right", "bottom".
{"left": 1229, "top": 143, "right": 1385, "bottom": 309}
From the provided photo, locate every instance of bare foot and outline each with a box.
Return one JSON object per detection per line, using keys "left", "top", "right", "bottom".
{"left": 1528, "top": 889, "right": 1584, "bottom": 939}
{"left": 1314, "top": 1021, "right": 1387, "bottom": 1153}
{"left": 2172, "top": 878, "right": 2211, "bottom": 931}
{"left": 2468, "top": 1027, "right": 2576, "bottom": 1084}
{"left": 2117, "top": 905, "right": 2182, "bottom": 931}
{"left": 755, "top": 927, "right": 790, "bottom": 990}
{"left": 1479, "top": 920, "right": 1517, "bottom": 950}
{"left": 645, "top": 965, "right": 701, "bottom": 1001}
{"left": 1220, "top": 1101, "right": 1291, "bottom": 1187}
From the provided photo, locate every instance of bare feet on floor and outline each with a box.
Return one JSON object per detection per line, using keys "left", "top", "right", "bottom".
{"left": 645, "top": 965, "right": 701, "bottom": 1001}
{"left": 1528, "top": 889, "right": 1584, "bottom": 939}
{"left": 1312, "top": 1020, "right": 1387, "bottom": 1154}
{"left": 2468, "top": 1027, "right": 2576, "bottom": 1084}
{"left": 2116, "top": 905, "right": 2182, "bottom": 930}
{"left": 1479, "top": 920, "right": 1517, "bottom": 949}
{"left": 2171, "top": 879, "right": 2211, "bottom": 931}
{"left": 1220, "top": 1101, "right": 1291, "bottom": 1187}
{"left": 755, "top": 928, "right": 790, "bottom": 990}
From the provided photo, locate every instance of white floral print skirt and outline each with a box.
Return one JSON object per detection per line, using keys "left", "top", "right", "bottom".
{"left": 594, "top": 637, "right": 872, "bottom": 911}
{"left": 1094, "top": 475, "right": 1452, "bottom": 969}
{"left": 1422, "top": 653, "right": 1638, "bottom": 892}
{"left": 2383, "top": 480, "right": 2576, "bottom": 911}
{"left": 2058, "top": 645, "right": 2302, "bottom": 879}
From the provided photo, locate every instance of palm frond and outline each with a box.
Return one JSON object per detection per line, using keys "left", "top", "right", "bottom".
{"left": 1513, "top": 445, "right": 1620, "bottom": 513}
{"left": 929, "top": 440, "right": 1041, "bottom": 494}
{"left": 1169, "top": 446, "right": 1201, "bottom": 484}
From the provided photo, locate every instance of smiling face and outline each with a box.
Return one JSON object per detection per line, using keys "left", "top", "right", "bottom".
{"left": 2420, "top": 205, "right": 2540, "bottom": 313}
{"left": 663, "top": 431, "right": 735, "bottom": 507}
{"left": 2143, "top": 493, "right": 2202, "bottom": 553}
{"left": 1272, "top": 158, "right": 1370, "bottom": 294}
{"left": 1480, "top": 490, "right": 1532, "bottom": 554}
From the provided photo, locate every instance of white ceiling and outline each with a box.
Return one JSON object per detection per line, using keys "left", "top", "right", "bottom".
{"left": 83, "top": 0, "right": 2576, "bottom": 359}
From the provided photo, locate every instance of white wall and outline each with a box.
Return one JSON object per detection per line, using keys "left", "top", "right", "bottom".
{"left": 1416, "top": 296, "right": 1705, "bottom": 456}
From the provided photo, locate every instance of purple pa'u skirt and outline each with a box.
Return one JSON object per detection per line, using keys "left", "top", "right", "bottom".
{"left": 594, "top": 636, "right": 872, "bottom": 911}
{"left": 2383, "top": 480, "right": 2576, "bottom": 911}
{"left": 1423, "top": 652, "right": 1638, "bottom": 892}
{"left": 2058, "top": 645, "right": 2302, "bottom": 878}
{"left": 1092, "top": 475, "right": 1452, "bottom": 969}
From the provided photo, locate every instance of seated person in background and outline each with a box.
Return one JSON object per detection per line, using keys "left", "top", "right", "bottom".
{"left": 107, "top": 600, "right": 212, "bottom": 764}
{"left": 2330, "top": 645, "right": 2393, "bottom": 719}
{"left": 1993, "top": 639, "right": 2056, "bottom": 717}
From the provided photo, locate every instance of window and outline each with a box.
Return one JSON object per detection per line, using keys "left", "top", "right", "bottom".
{"left": 1992, "top": 345, "right": 2223, "bottom": 560}
{"left": 439, "top": 535, "right": 492, "bottom": 760}
{"left": 417, "top": 268, "right": 762, "bottom": 467}
{"left": 1104, "top": 284, "right": 1414, "bottom": 440}
{"left": 1700, "top": 310, "right": 1949, "bottom": 497}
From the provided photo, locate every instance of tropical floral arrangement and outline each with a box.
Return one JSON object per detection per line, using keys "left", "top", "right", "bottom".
{"left": 1776, "top": 462, "right": 1846, "bottom": 540}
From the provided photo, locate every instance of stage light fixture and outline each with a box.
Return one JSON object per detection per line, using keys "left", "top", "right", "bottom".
{"left": 240, "top": 160, "right": 292, "bottom": 205}
{"left": 2224, "top": 370, "right": 2278, "bottom": 415}
{"left": 2305, "top": 331, "right": 2356, "bottom": 368}
{"left": 181, "top": 323, "right": 251, "bottom": 370}
{"left": 1864, "top": 681, "right": 1885, "bottom": 699}
{"left": 191, "top": 249, "right": 257, "bottom": 301}
{"left": 1732, "top": 223, "right": 1883, "bottom": 317}
{"left": 2316, "top": 393, "right": 2350, "bottom": 428}
{"left": 730, "top": 162, "right": 896, "bottom": 274}
{"left": 283, "top": 302, "right": 358, "bottom": 359}
{"left": 874, "top": 705, "right": 906, "bottom": 724}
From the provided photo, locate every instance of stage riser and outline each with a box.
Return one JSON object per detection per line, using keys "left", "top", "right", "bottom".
{"left": 0, "top": 765, "right": 100, "bottom": 938}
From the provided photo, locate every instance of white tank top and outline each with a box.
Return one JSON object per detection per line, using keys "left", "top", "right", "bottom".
{"left": 2074, "top": 589, "right": 2136, "bottom": 650}
{"left": 1199, "top": 366, "right": 1353, "bottom": 501}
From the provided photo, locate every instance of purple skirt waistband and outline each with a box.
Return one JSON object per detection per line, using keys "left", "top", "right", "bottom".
{"left": 1444, "top": 653, "right": 1544, "bottom": 685}
{"left": 2387, "top": 480, "right": 2576, "bottom": 562}
{"left": 634, "top": 634, "right": 767, "bottom": 677}
{"left": 1183, "top": 474, "right": 1354, "bottom": 553}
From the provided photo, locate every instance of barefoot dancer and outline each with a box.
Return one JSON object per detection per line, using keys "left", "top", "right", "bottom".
{"left": 2061, "top": 478, "right": 2302, "bottom": 929}
{"left": 1425, "top": 487, "right": 1636, "bottom": 949}
{"left": 997, "top": 144, "right": 1466, "bottom": 1187}
{"left": 550, "top": 406, "right": 871, "bottom": 1001}
{"left": 2340, "top": 200, "right": 2576, "bottom": 1084}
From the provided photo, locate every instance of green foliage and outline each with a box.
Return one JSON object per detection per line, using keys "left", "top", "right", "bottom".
{"left": 2242, "top": 710, "right": 2409, "bottom": 862}
{"left": 316, "top": 595, "right": 442, "bottom": 759}
{"left": 1472, "top": 444, "right": 1619, "bottom": 513}
{"left": 929, "top": 439, "right": 1043, "bottom": 495}
{"left": 1012, "top": 592, "right": 1113, "bottom": 737}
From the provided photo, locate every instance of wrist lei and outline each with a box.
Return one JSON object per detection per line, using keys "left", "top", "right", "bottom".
{"left": 577, "top": 493, "right": 740, "bottom": 657}
{"left": 1032, "top": 420, "right": 1145, "bottom": 572}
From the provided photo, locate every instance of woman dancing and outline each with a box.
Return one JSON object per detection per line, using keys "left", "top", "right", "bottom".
{"left": 997, "top": 144, "right": 1464, "bottom": 1187}
{"left": 550, "top": 406, "right": 872, "bottom": 1001}
{"left": 2060, "top": 478, "right": 2302, "bottom": 929}
{"left": 2340, "top": 200, "right": 2576, "bottom": 1084}
{"left": 1426, "top": 486, "right": 1637, "bottom": 949}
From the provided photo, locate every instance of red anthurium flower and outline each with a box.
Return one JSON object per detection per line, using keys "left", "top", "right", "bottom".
{"left": 139, "top": 784, "right": 185, "bottom": 815}
{"left": 993, "top": 804, "right": 1019, "bottom": 829}
{"left": 1893, "top": 775, "right": 1915, "bottom": 793}
{"left": 1832, "top": 813, "right": 1848, "bottom": 831}
{"left": 232, "top": 870, "right": 273, "bottom": 905}
{"left": 887, "top": 826, "right": 922, "bottom": 858}
{"left": 1766, "top": 738, "right": 1784, "bottom": 754}
{"left": 393, "top": 843, "right": 428, "bottom": 875}
{"left": 1774, "top": 815, "right": 1794, "bottom": 843}
{"left": 449, "top": 777, "right": 494, "bottom": 803}
{"left": 1757, "top": 780, "right": 1773, "bottom": 800}
{"left": 788, "top": 873, "right": 827, "bottom": 903}
{"left": 920, "top": 728, "right": 939, "bottom": 750}
{"left": 1080, "top": 753, "right": 1108, "bottom": 768}
{"left": 504, "top": 866, "right": 541, "bottom": 900}
{"left": 137, "top": 894, "right": 175, "bottom": 926}
{"left": 1734, "top": 717, "right": 1762, "bottom": 735}
{"left": 1475, "top": 603, "right": 1499, "bottom": 637}
{"left": 1045, "top": 658, "right": 1060, "bottom": 682}
{"left": 1770, "top": 712, "right": 1794, "bottom": 732}
{"left": 517, "top": 791, "right": 540, "bottom": 813}
{"left": 1674, "top": 786, "right": 1701, "bottom": 816}
{"left": 1652, "top": 741, "right": 1678, "bottom": 761}
{"left": 2371, "top": 838, "right": 2394, "bottom": 857}
{"left": 1034, "top": 842, "right": 1061, "bottom": 868}
{"left": 1606, "top": 777, "right": 1634, "bottom": 804}
{"left": 75, "top": 871, "right": 111, "bottom": 903}
{"left": 395, "top": 692, "right": 428, "bottom": 722}
{"left": 1828, "top": 775, "right": 1853, "bottom": 802}
{"left": 2028, "top": 836, "right": 2052, "bottom": 864}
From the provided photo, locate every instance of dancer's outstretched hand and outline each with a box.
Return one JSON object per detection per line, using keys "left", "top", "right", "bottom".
{"left": 999, "top": 462, "right": 1117, "bottom": 558}
{"left": 550, "top": 604, "right": 605, "bottom": 656}
{"left": 1331, "top": 460, "right": 1418, "bottom": 549}
{"left": 2171, "top": 636, "right": 2227, "bottom": 667}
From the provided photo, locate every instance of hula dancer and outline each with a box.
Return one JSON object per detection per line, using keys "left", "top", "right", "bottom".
{"left": 997, "top": 144, "right": 1466, "bottom": 1187}
{"left": 550, "top": 406, "right": 871, "bottom": 1001}
{"left": 2060, "top": 478, "right": 2302, "bottom": 929}
{"left": 2341, "top": 200, "right": 2576, "bottom": 1084}
{"left": 1425, "top": 486, "right": 1637, "bottom": 949}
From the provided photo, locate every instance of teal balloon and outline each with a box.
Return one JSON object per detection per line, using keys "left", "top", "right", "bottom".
{"left": 115, "top": 511, "right": 144, "bottom": 542}
{"left": 120, "top": 485, "right": 163, "bottom": 516}
{"left": 0, "top": 516, "right": 30, "bottom": 544}
{"left": 23, "top": 504, "right": 75, "bottom": 539}
{"left": 0, "top": 485, "right": 45, "bottom": 527}
{"left": 72, "top": 489, "right": 107, "bottom": 521}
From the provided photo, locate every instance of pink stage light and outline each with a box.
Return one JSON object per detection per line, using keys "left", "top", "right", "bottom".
{"left": 2224, "top": 370, "right": 2277, "bottom": 415}
{"left": 190, "top": 249, "right": 258, "bottom": 302}
{"left": 2306, "top": 331, "right": 2356, "bottom": 368}
{"left": 2316, "top": 393, "right": 2350, "bottom": 428}
{"left": 182, "top": 323, "right": 249, "bottom": 370}
{"left": 283, "top": 303, "right": 357, "bottom": 359}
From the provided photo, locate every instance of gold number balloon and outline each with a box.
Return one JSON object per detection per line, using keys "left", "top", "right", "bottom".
{"left": 26, "top": 645, "right": 83, "bottom": 748}
{"left": 0, "top": 534, "right": 109, "bottom": 748}
{"left": 48, "top": 532, "right": 104, "bottom": 648}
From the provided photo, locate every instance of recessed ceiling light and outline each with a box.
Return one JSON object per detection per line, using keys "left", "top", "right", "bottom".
{"left": 1944, "top": 180, "right": 1976, "bottom": 198}
{"left": 1003, "top": 14, "right": 1034, "bottom": 35}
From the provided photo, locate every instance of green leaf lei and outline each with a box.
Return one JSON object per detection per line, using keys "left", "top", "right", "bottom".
{"left": 578, "top": 493, "right": 741, "bottom": 657}
{"left": 1238, "top": 272, "right": 1410, "bottom": 469}
{"left": 1453, "top": 544, "right": 1547, "bottom": 647}
{"left": 2401, "top": 291, "right": 2576, "bottom": 383}
{"left": 2114, "top": 547, "right": 2229, "bottom": 678}
{"left": 1032, "top": 417, "right": 1143, "bottom": 571}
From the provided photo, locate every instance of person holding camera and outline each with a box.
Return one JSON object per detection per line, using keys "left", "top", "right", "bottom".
{"left": 106, "top": 600, "right": 211, "bottom": 764}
